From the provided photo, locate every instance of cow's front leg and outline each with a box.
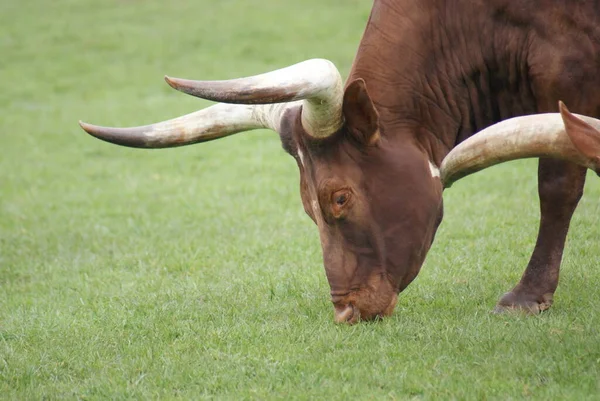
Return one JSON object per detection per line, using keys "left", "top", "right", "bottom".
{"left": 495, "top": 159, "right": 586, "bottom": 313}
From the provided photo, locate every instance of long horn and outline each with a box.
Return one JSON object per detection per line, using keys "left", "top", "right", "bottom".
{"left": 164, "top": 58, "right": 344, "bottom": 138}
{"left": 79, "top": 102, "right": 293, "bottom": 148}
{"left": 441, "top": 102, "right": 600, "bottom": 188}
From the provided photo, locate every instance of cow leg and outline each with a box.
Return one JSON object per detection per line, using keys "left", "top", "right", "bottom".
{"left": 495, "top": 159, "right": 586, "bottom": 313}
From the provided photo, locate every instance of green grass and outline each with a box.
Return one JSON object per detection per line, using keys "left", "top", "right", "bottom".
{"left": 2, "top": 0, "right": 600, "bottom": 399}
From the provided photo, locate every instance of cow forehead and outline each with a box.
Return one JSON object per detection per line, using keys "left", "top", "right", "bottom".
{"left": 298, "top": 144, "right": 441, "bottom": 184}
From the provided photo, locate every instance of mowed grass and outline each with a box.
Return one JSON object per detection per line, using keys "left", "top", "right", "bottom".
{"left": 2, "top": 0, "right": 600, "bottom": 399}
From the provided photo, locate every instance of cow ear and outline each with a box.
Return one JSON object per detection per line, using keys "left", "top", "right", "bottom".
{"left": 559, "top": 101, "right": 600, "bottom": 165}
{"left": 343, "top": 79, "right": 380, "bottom": 146}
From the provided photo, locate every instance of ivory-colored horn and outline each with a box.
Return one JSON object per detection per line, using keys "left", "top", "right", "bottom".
{"left": 164, "top": 58, "right": 344, "bottom": 138}
{"left": 79, "top": 59, "right": 345, "bottom": 146}
{"left": 441, "top": 102, "right": 600, "bottom": 188}
{"left": 79, "top": 102, "right": 294, "bottom": 148}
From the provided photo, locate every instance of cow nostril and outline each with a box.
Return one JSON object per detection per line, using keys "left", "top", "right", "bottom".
{"left": 334, "top": 304, "right": 357, "bottom": 324}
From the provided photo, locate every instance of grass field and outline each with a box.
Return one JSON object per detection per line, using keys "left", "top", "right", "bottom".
{"left": 2, "top": 1, "right": 600, "bottom": 399}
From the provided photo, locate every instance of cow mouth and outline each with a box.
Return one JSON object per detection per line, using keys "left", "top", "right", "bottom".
{"left": 334, "top": 303, "right": 358, "bottom": 324}
{"left": 332, "top": 289, "right": 399, "bottom": 324}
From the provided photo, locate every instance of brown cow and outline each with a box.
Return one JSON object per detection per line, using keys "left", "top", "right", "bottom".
{"left": 80, "top": 0, "right": 600, "bottom": 323}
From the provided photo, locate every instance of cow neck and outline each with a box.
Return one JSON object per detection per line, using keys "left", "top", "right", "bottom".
{"left": 348, "top": 0, "right": 539, "bottom": 165}
{"left": 347, "top": 0, "right": 460, "bottom": 165}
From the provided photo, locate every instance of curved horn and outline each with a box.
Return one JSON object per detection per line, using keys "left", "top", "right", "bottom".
{"left": 79, "top": 102, "right": 294, "bottom": 148}
{"left": 164, "top": 58, "right": 344, "bottom": 138}
{"left": 441, "top": 102, "right": 600, "bottom": 188}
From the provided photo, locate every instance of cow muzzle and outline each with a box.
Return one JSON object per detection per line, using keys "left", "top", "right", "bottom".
{"left": 334, "top": 303, "right": 359, "bottom": 324}
{"left": 331, "top": 285, "right": 399, "bottom": 324}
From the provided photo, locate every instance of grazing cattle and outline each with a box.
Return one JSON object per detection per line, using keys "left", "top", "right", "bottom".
{"left": 80, "top": 0, "right": 600, "bottom": 323}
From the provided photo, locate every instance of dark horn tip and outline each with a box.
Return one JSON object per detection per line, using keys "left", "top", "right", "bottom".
{"left": 77, "top": 121, "right": 151, "bottom": 148}
{"left": 79, "top": 120, "right": 96, "bottom": 134}
{"left": 79, "top": 120, "right": 114, "bottom": 141}
{"left": 78, "top": 120, "right": 115, "bottom": 139}
{"left": 79, "top": 121, "right": 109, "bottom": 139}
{"left": 164, "top": 75, "right": 180, "bottom": 90}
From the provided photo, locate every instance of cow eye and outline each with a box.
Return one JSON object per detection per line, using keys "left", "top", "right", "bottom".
{"left": 332, "top": 190, "right": 351, "bottom": 207}
{"left": 335, "top": 193, "right": 348, "bottom": 206}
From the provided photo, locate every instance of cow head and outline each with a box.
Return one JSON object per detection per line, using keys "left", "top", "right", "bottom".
{"left": 79, "top": 60, "right": 600, "bottom": 323}
{"left": 277, "top": 79, "right": 443, "bottom": 323}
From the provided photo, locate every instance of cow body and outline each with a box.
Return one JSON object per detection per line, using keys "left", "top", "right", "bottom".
{"left": 285, "top": 0, "right": 600, "bottom": 318}
{"left": 80, "top": 0, "right": 600, "bottom": 322}
{"left": 353, "top": 0, "right": 600, "bottom": 152}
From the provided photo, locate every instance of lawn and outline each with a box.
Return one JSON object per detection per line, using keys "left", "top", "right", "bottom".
{"left": 1, "top": 0, "right": 600, "bottom": 399}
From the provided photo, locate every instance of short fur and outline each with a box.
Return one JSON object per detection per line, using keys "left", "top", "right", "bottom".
{"left": 279, "top": 0, "right": 600, "bottom": 320}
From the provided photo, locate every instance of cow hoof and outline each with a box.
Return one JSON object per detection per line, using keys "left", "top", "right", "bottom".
{"left": 493, "top": 291, "right": 554, "bottom": 314}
